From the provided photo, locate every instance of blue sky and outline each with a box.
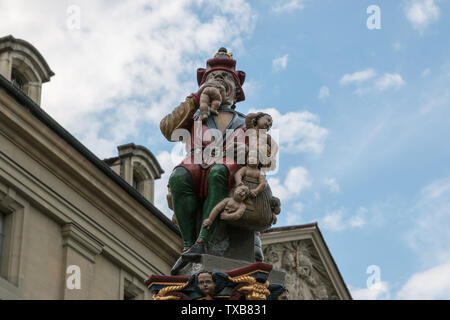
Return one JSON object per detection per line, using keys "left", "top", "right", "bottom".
{"left": 2, "top": 0, "right": 450, "bottom": 299}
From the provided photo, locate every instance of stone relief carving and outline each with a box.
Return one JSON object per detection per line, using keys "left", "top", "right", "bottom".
{"left": 263, "top": 239, "right": 339, "bottom": 300}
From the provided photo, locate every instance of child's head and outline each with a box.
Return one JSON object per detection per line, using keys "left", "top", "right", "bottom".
{"left": 255, "top": 113, "right": 273, "bottom": 130}
{"left": 270, "top": 196, "right": 281, "bottom": 214}
{"left": 234, "top": 185, "right": 249, "bottom": 201}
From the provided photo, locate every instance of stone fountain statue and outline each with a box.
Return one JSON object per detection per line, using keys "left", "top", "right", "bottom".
{"left": 146, "top": 48, "right": 283, "bottom": 300}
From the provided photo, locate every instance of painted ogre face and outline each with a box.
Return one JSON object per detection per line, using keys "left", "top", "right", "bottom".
{"left": 198, "top": 272, "right": 215, "bottom": 296}
{"left": 205, "top": 70, "right": 236, "bottom": 106}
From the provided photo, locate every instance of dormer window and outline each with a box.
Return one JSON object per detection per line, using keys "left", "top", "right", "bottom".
{"left": 110, "top": 143, "right": 164, "bottom": 204}
{"left": 0, "top": 35, "right": 54, "bottom": 105}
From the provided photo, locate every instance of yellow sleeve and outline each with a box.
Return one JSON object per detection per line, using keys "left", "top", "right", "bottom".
{"left": 159, "top": 97, "right": 197, "bottom": 141}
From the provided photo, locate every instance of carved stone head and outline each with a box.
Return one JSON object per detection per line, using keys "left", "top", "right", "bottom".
{"left": 197, "top": 271, "right": 215, "bottom": 296}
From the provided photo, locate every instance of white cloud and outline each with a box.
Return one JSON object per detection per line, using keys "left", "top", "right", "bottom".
{"left": 0, "top": 0, "right": 256, "bottom": 158}
{"left": 419, "top": 90, "right": 450, "bottom": 115}
{"left": 404, "top": 178, "right": 450, "bottom": 264}
{"left": 286, "top": 212, "right": 299, "bottom": 225}
{"left": 286, "top": 202, "right": 303, "bottom": 225}
{"left": 374, "top": 73, "right": 406, "bottom": 91}
{"left": 405, "top": 0, "right": 440, "bottom": 32}
{"left": 421, "top": 179, "right": 450, "bottom": 199}
{"left": 350, "top": 282, "right": 390, "bottom": 300}
{"left": 272, "top": 54, "right": 289, "bottom": 72}
{"left": 396, "top": 260, "right": 450, "bottom": 299}
{"left": 344, "top": 70, "right": 406, "bottom": 94}
{"left": 391, "top": 178, "right": 450, "bottom": 299}
{"left": 249, "top": 108, "right": 328, "bottom": 154}
{"left": 318, "top": 86, "right": 330, "bottom": 101}
{"left": 241, "top": 80, "right": 261, "bottom": 100}
{"left": 321, "top": 210, "right": 345, "bottom": 231}
{"left": 154, "top": 151, "right": 176, "bottom": 218}
{"left": 268, "top": 166, "right": 312, "bottom": 201}
{"left": 324, "top": 178, "right": 339, "bottom": 193}
{"left": 340, "top": 69, "right": 376, "bottom": 85}
{"left": 349, "top": 207, "right": 368, "bottom": 228}
{"left": 272, "top": 0, "right": 305, "bottom": 13}
{"left": 320, "top": 206, "right": 368, "bottom": 231}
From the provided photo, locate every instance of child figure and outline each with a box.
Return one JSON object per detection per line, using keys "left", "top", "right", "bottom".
{"left": 199, "top": 81, "right": 226, "bottom": 121}
{"left": 202, "top": 185, "right": 249, "bottom": 229}
{"left": 234, "top": 151, "right": 267, "bottom": 198}
{"left": 245, "top": 112, "right": 278, "bottom": 169}
{"left": 245, "top": 112, "right": 273, "bottom": 133}
{"left": 270, "top": 196, "right": 281, "bottom": 225}
{"left": 232, "top": 150, "right": 275, "bottom": 229}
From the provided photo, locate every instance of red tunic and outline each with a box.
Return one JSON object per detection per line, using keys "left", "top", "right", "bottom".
{"left": 175, "top": 110, "right": 247, "bottom": 199}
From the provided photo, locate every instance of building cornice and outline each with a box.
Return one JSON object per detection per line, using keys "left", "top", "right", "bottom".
{"left": 61, "top": 222, "right": 104, "bottom": 263}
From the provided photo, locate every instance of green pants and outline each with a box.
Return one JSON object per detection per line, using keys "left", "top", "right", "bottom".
{"left": 169, "top": 165, "right": 230, "bottom": 249}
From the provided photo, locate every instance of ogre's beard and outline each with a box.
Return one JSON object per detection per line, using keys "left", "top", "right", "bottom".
{"left": 203, "top": 71, "right": 236, "bottom": 107}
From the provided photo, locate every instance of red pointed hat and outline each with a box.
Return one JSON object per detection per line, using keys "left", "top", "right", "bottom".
{"left": 197, "top": 47, "right": 246, "bottom": 102}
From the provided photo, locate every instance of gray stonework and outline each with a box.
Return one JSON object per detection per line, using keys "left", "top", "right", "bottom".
{"left": 209, "top": 221, "right": 255, "bottom": 262}
{"left": 263, "top": 238, "right": 340, "bottom": 300}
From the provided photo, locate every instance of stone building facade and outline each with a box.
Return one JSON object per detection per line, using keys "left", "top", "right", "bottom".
{"left": 0, "top": 35, "right": 350, "bottom": 300}
{"left": 0, "top": 35, "right": 181, "bottom": 299}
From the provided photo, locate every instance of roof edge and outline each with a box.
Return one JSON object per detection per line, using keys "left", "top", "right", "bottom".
{"left": 0, "top": 73, "right": 179, "bottom": 235}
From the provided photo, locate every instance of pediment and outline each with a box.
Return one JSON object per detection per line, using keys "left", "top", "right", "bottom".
{"left": 261, "top": 223, "right": 352, "bottom": 300}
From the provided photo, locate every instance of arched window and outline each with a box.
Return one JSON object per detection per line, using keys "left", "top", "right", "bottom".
{"left": 132, "top": 173, "right": 140, "bottom": 191}
{"left": 132, "top": 165, "right": 146, "bottom": 194}
{"left": 117, "top": 143, "right": 164, "bottom": 204}
{"left": 11, "top": 68, "right": 26, "bottom": 91}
